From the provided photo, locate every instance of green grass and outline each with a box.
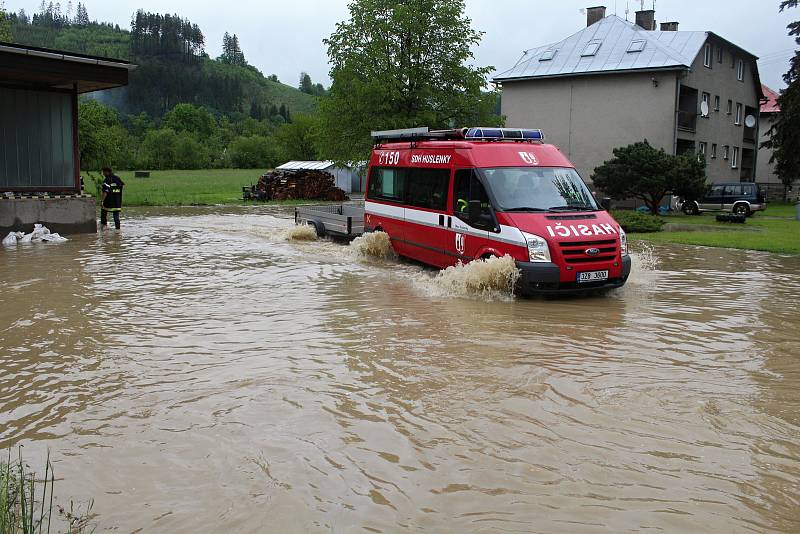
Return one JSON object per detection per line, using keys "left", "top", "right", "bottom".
{"left": 1, "top": 449, "right": 93, "bottom": 534}
{"left": 86, "top": 169, "right": 262, "bottom": 206}
{"left": 86, "top": 168, "right": 349, "bottom": 207}
{"left": 630, "top": 202, "right": 800, "bottom": 255}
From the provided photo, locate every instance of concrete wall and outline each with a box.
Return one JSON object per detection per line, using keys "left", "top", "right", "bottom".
{"left": 679, "top": 38, "right": 761, "bottom": 183}
{"left": 500, "top": 71, "right": 679, "bottom": 183}
{"left": 0, "top": 197, "right": 97, "bottom": 235}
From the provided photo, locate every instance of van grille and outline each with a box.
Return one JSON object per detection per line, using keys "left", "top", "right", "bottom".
{"left": 559, "top": 239, "right": 618, "bottom": 264}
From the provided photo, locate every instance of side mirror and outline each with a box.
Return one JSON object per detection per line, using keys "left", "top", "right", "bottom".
{"left": 468, "top": 200, "right": 481, "bottom": 223}
{"left": 601, "top": 197, "right": 612, "bottom": 211}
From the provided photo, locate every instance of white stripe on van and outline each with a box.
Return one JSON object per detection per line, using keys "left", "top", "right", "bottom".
{"left": 365, "top": 201, "right": 528, "bottom": 248}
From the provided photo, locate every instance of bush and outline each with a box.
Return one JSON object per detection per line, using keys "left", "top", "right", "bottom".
{"left": 227, "top": 135, "right": 280, "bottom": 168}
{"left": 611, "top": 210, "right": 665, "bottom": 233}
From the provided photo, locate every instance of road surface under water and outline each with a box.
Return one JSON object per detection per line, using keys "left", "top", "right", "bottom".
{"left": 1, "top": 205, "right": 799, "bottom": 533}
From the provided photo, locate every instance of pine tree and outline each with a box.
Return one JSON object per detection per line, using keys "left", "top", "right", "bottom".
{"left": 0, "top": 3, "right": 11, "bottom": 41}
{"left": 764, "top": 1, "right": 800, "bottom": 199}
{"left": 299, "top": 72, "right": 314, "bottom": 94}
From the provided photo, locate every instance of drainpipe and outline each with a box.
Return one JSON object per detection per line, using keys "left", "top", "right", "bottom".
{"left": 672, "top": 73, "right": 681, "bottom": 155}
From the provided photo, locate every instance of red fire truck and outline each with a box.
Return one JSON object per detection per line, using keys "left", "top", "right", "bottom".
{"left": 363, "top": 127, "right": 631, "bottom": 295}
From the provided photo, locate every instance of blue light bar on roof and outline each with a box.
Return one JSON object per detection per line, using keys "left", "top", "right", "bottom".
{"left": 464, "top": 128, "right": 545, "bottom": 141}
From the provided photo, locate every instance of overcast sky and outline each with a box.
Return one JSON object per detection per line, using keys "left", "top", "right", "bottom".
{"left": 5, "top": 0, "right": 796, "bottom": 90}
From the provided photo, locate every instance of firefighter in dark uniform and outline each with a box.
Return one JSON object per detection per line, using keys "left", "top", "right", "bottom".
{"left": 100, "top": 167, "right": 125, "bottom": 229}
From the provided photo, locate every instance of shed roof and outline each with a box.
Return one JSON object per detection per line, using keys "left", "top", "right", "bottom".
{"left": 495, "top": 15, "right": 730, "bottom": 82}
{"left": 0, "top": 41, "right": 134, "bottom": 93}
{"left": 276, "top": 161, "right": 336, "bottom": 171}
{"left": 761, "top": 84, "right": 780, "bottom": 114}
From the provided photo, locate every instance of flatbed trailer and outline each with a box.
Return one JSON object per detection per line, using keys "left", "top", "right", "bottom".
{"left": 294, "top": 204, "right": 365, "bottom": 238}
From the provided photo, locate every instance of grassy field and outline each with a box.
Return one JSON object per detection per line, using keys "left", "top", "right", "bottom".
{"left": 630, "top": 202, "right": 800, "bottom": 255}
{"left": 88, "top": 169, "right": 262, "bottom": 206}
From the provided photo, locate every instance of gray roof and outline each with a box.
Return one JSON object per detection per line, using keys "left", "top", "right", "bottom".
{"left": 276, "top": 161, "right": 335, "bottom": 171}
{"left": 494, "top": 15, "right": 709, "bottom": 82}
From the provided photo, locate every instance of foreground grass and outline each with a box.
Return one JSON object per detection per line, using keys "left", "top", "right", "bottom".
{"left": 1, "top": 449, "right": 92, "bottom": 534}
{"left": 91, "top": 169, "right": 262, "bottom": 206}
{"left": 630, "top": 202, "right": 800, "bottom": 255}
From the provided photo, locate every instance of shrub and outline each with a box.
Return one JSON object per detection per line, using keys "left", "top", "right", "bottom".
{"left": 592, "top": 140, "right": 707, "bottom": 215}
{"left": 227, "top": 135, "right": 280, "bottom": 168}
{"left": 611, "top": 210, "right": 665, "bottom": 233}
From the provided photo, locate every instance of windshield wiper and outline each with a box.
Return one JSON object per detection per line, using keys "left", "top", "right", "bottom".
{"left": 503, "top": 207, "right": 549, "bottom": 212}
{"left": 547, "top": 205, "right": 597, "bottom": 211}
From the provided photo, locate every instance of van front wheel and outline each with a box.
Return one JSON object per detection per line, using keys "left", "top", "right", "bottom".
{"left": 682, "top": 202, "right": 699, "bottom": 215}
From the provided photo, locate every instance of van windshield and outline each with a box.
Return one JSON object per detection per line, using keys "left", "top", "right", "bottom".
{"left": 478, "top": 167, "right": 599, "bottom": 212}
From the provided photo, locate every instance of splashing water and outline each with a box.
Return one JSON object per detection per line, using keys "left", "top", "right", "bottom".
{"left": 632, "top": 241, "right": 658, "bottom": 271}
{"left": 422, "top": 255, "right": 521, "bottom": 299}
{"left": 349, "top": 231, "right": 395, "bottom": 259}
{"left": 286, "top": 224, "right": 318, "bottom": 241}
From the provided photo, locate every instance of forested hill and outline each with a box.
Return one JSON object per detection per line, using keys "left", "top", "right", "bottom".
{"left": 5, "top": 6, "right": 316, "bottom": 119}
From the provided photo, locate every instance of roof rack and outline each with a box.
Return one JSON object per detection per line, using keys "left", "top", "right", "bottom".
{"left": 371, "top": 126, "right": 545, "bottom": 144}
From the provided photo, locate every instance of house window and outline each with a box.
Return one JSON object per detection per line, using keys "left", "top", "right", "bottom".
{"left": 732, "top": 147, "right": 739, "bottom": 168}
{"left": 727, "top": 99, "right": 733, "bottom": 114}
{"left": 540, "top": 49, "right": 557, "bottom": 61}
{"left": 737, "top": 59, "right": 745, "bottom": 81}
{"left": 701, "top": 92, "right": 710, "bottom": 115}
{"left": 704, "top": 43, "right": 712, "bottom": 68}
{"left": 627, "top": 40, "right": 646, "bottom": 53}
{"left": 717, "top": 46, "right": 723, "bottom": 63}
{"left": 735, "top": 103, "right": 743, "bottom": 125}
{"left": 699, "top": 142, "right": 707, "bottom": 156}
{"left": 723, "top": 145, "right": 730, "bottom": 160}
{"left": 581, "top": 41, "right": 602, "bottom": 57}
{"left": 711, "top": 143, "right": 717, "bottom": 158}
{"left": 714, "top": 95, "right": 720, "bottom": 111}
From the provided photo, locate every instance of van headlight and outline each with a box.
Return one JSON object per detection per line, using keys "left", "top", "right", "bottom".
{"left": 521, "top": 232, "right": 551, "bottom": 263}
{"left": 619, "top": 228, "right": 628, "bottom": 256}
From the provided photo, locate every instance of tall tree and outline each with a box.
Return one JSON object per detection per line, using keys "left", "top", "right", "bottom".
{"left": 763, "top": 1, "right": 800, "bottom": 199}
{"left": 299, "top": 72, "right": 314, "bottom": 94}
{"left": 220, "top": 32, "right": 245, "bottom": 65}
{"left": 317, "top": 0, "right": 501, "bottom": 163}
{"left": 0, "top": 2, "right": 10, "bottom": 41}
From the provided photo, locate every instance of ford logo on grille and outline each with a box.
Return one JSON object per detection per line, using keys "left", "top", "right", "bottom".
{"left": 585, "top": 248, "right": 600, "bottom": 256}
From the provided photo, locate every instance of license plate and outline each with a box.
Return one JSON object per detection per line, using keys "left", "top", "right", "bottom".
{"left": 577, "top": 270, "right": 609, "bottom": 283}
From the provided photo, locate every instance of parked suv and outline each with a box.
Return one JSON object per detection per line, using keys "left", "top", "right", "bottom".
{"left": 681, "top": 182, "right": 766, "bottom": 216}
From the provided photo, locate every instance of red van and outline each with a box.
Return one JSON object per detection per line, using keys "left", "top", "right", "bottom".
{"left": 364, "top": 127, "right": 632, "bottom": 295}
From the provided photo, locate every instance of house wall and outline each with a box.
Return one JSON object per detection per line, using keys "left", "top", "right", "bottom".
{"left": 500, "top": 71, "right": 679, "bottom": 184}
{"left": 679, "top": 38, "right": 760, "bottom": 183}
{"left": 0, "top": 86, "right": 77, "bottom": 191}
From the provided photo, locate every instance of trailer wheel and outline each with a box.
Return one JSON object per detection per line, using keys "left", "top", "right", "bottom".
{"left": 309, "top": 220, "right": 325, "bottom": 237}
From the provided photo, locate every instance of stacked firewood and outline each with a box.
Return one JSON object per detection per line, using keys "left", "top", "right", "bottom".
{"left": 256, "top": 170, "right": 349, "bottom": 201}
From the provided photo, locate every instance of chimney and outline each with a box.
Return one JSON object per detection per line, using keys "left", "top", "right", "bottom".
{"left": 586, "top": 6, "right": 606, "bottom": 27}
{"left": 635, "top": 9, "right": 656, "bottom": 31}
{"left": 660, "top": 21, "right": 679, "bottom": 31}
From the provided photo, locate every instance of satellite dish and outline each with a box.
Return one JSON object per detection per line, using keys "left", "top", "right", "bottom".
{"left": 745, "top": 115, "right": 756, "bottom": 128}
{"left": 700, "top": 101, "right": 709, "bottom": 117}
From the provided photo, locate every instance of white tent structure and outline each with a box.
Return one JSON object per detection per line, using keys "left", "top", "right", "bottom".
{"left": 275, "top": 161, "right": 362, "bottom": 194}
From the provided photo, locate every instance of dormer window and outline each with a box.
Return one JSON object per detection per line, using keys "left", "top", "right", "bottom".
{"left": 627, "top": 40, "right": 646, "bottom": 53}
{"left": 581, "top": 40, "right": 602, "bottom": 57}
{"left": 539, "top": 49, "right": 557, "bottom": 62}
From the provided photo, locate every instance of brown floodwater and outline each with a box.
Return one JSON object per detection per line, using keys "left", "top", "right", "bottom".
{"left": 1, "top": 205, "right": 799, "bottom": 533}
